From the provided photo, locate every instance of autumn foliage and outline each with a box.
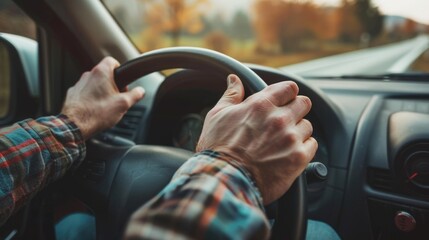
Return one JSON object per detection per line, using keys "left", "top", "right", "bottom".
{"left": 103, "top": 0, "right": 428, "bottom": 61}
{"left": 139, "top": 0, "right": 208, "bottom": 48}
{"left": 252, "top": 0, "right": 384, "bottom": 53}
{"left": 253, "top": 0, "right": 337, "bottom": 53}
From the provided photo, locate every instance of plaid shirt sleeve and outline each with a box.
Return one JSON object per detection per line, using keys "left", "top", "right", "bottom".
{"left": 0, "top": 115, "right": 85, "bottom": 224}
{"left": 125, "top": 150, "right": 271, "bottom": 240}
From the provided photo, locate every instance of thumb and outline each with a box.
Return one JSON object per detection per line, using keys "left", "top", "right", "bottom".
{"left": 214, "top": 74, "right": 245, "bottom": 111}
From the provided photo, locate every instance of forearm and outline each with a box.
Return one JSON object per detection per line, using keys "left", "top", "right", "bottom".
{"left": 124, "top": 150, "right": 270, "bottom": 240}
{"left": 0, "top": 115, "right": 85, "bottom": 224}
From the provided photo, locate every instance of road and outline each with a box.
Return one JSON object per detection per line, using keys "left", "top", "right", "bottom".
{"left": 280, "top": 35, "right": 429, "bottom": 76}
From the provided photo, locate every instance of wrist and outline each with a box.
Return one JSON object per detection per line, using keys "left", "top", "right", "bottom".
{"left": 38, "top": 114, "right": 87, "bottom": 170}
{"left": 174, "top": 150, "right": 265, "bottom": 209}
{"left": 57, "top": 113, "right": 86, "bottom": 141}
{"left": 61, "top": 107, "right": 95, "bottom": 140}
{"left": 196, "top": 149, "right": 265, "bottom": 205}
{"left": 210, "top": 149, "right": 265, "bottom": 200}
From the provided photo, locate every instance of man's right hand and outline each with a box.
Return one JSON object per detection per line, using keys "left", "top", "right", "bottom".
{"left": 196, "top": 74, "right": 317, "bottom": 205}
{"left": 61, "top": 57, "right": 145, "bottom": 140}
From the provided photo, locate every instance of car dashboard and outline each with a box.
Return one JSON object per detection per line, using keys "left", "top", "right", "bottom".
{"left": 310, "top": 77, "right": 429, "bottom": 239}
{"left": 104, "top": 67, "right": 429, "bottom": 240}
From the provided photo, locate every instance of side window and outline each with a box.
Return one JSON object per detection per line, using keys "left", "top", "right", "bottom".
{"left": 0, "top": 0, "right": 36, "bottom": 39}
{"left": 0, "top": 0, "right": 36, "bottom": 119}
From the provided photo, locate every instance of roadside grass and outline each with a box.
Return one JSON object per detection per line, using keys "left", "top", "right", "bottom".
{"left": 410, "top": 50, "right": 429, "bottom": 73}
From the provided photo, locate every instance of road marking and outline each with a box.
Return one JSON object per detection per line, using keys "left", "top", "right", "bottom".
{"left": 388, "top": 35, "right": 429, "bottom": 73}
{"left": 280, "top": 35, "right": 429, "bottom": 76}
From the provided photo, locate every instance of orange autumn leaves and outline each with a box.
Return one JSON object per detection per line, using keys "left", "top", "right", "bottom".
{"left": 139, "top": 0, "right": 208, "bottom": 47}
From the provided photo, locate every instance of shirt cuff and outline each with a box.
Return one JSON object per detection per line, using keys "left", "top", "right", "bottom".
{"left": 35, "top": 114, "right": 86, "bottom": 172}
{"left": 172, "top": 150, "right": 265, "bottom": 211}
{"left": 55, "top": 114, "right": 86, "bottom": 169}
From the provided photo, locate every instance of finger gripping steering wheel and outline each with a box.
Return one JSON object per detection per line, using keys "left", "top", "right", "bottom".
{"left": 114, "top": 47, "right": 307, "bottom": 240}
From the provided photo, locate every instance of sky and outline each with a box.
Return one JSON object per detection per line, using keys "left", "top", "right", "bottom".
{"left": 212, "top": 0, "right": 429, "bottom": 25}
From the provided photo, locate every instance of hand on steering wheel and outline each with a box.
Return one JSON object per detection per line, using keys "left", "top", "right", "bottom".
{"left": 73, "top": 47, "right": 312, "bottom": 240}
{"left": 196, "top": 74, "right": 316, "bottom": 205}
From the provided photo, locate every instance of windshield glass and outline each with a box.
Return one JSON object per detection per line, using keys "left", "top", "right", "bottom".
{"left": 103, "top": 0, "right": 429, "bottom": 77}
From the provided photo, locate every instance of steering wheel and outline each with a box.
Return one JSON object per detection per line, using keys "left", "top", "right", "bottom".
{"left": 72, "top": 47, "right": 307, "bottom": 240}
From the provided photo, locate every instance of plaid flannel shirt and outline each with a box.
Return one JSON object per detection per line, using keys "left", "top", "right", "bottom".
{"left": 125, "top": 151, "right": 270, "bottom": 239}
{"left": 0, "top": 115, "right": 85, "bottom": 224}
{"left": 0, "top": 115, "right": 270, "bottom": 239}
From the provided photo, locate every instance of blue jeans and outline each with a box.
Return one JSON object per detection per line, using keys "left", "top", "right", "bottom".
{"left": 55, "top": 213, "right": 95, "bottom": 240}
{"left": 56, "top": 213, "right": 340, "bottom": 240}
{"left": 307, "top": 219, "right": 341, "bottom": 240}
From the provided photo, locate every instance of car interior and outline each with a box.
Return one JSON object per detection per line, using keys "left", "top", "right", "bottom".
{"left": 0, "top": 0, "right": 428, "bottom": 239}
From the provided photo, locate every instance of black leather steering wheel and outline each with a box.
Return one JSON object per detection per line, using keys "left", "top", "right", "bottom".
{"left": 73, "top": 47, "right": 307, "bottom": 240}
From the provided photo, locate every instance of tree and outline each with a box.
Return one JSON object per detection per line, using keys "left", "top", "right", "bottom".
{"left": 252, "top": 0, "right": 330, "bottom": 53}
{"left": 230, "top": 11, "right": 253, "bottom": 42}
{"left": 252, "top": 0, "right": 284, "bottom": 53}
{"left": 336, "top": 0, "right": 383, "bottom": 43}
{"left": 204, "top": 31, "right": 230, "bottom": 53}
{"left": 337, "top": 0, "right": 362, "bottom": 42}
{"left": 402, "top": 19, "right": 417, "bottom": 38}
{"left": 140, "top": 0, "right": 209, "bottom": 46}
{"left": 354, "top": 0, "right": 383, "bottom": 41}
{"left": 279, "top": 1, "right": 332, "bottom": 51}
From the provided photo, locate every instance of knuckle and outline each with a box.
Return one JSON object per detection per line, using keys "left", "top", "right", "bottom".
{"left": 292, "top": 149, "right": 308, "bottom": 162}
{"left": 91, "top": 65, "right": 104, "bottom": 76}
{"left": 301, "top": 118, "right": 310, "bottom": 125}
{"left": 265, "top": 83, "right": 278, "bottom": 93}
{"left": 307, "top": 140, "right": 318, "bottom": 160}
{"left": 284, "top": 130, "right": 298, "bottom": 144}
{"left": 104, "top": 56, "right": 120, "bottom": 66}
{"left": 250, "top": 98, "right": 267, "bottom": 111}
{"left": 283, "top": 81, "right": 299, "bottom": 95}
{"left": 103, "top": 56, "right": 114, "bottom": 63}
{"left": 298, "top": 96, "right": 312, "bottom": 109}
{"left": 118, "top": 97, "right": 131, "bottom": 109}
{"left": 270, "top": 115, "right": 286, "bottom": 129}
{"left": 302, "top": 119, "right": 313, "bottom": 134}
{"left": 310, "top": 137, "right": 319, "bottom": 150}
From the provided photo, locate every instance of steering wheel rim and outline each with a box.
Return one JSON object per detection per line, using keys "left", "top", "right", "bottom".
{"left": 114, "top": 47, "right": 267, "bottom": 91}
{"left": 75, "top": 47, "right": 307, "bottom": 240}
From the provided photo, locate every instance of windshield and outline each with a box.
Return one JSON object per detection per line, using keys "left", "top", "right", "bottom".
{"left": 103, "top": 0, "right": 429, "bottom": 77}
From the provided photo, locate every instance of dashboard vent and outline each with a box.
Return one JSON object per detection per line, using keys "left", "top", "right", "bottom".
{"left": 109, "top": 106, "right": 145, "bottom": 140}
{"left": 367, "top": 168, "right": 395, "bottom": 192}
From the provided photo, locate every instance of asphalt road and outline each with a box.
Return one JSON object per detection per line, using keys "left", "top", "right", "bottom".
{"left": 280, "top": 35, "right": 429, "bottom": 77}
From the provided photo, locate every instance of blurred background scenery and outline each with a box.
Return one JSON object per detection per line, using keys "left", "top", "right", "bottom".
{"left": 102, "top": 0, "right": 429, "bottom": 70}
{"left": 0, "top": 0, "right": 36, "bottom": 39}
{"left": 0, "top": 0, "right": 428, "bottom": 70}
